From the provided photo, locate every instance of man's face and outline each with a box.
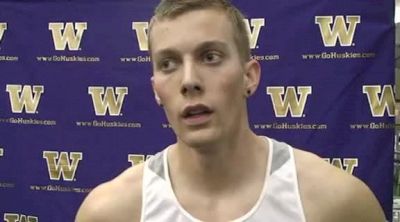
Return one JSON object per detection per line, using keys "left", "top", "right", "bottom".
{"left": 150, "top": 9, "right": 252, "bottom": 148}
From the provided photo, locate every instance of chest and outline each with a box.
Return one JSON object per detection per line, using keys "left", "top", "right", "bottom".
{"left": 175, "top": 187, "right": 263, "bottom": 221}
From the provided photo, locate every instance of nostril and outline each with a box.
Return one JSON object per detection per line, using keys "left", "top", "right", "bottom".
{"left": 181, "top": 84, "right": 202, "bottom": 95}
{"left": 181, "top": 87, "right": 188, "bottom": 95}
{"left": 194, "top": 85, "right": 201, "bottom": 91}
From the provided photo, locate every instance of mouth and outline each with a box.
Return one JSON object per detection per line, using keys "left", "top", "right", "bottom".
{"left": 182, "top": 104, "right": 213, "bottom": 119}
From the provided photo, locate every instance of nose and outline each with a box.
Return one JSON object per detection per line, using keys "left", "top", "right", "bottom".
{"left": 180, "top": 61, "right": 203, "bottom": 96}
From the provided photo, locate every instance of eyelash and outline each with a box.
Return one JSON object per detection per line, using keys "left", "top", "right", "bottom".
{"left": 202, "top": 51, "right": 222, "bottom": 64}
{"left": 157, "top": 58, "right": 177, "bottom": 73}
{"left": 156, "top": 50, "right": 223, "bottom": 73}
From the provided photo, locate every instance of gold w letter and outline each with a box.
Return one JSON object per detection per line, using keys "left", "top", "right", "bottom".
{"left": 49, "top": 22, "right": 87, "bottom": 50}
{"left": 88, "top": 87, "right": 128, "bottom": 116}
{"left": 243, "top": 18, "right": 265, "bottom": 49}
{"left": 132, "top": 22, "right": 149, "bottom": 51}
{"left": 43, "top": 151, "right": 82, "bottom": 181}
{"left": 4, "top": 214, "right": 38, "bottom": 222}
{"left": 315, "top": 15, "right": 360, "bottom": 47}
{"left": 267, "top": 86, "right": 312, "bottom": 117}
{"left": 0, "top": 23, "right": 7, "bottom": 43}
{"left": 363, "top": 85, "right": 395, "bottom": 117}
{"left": 6, "top": 85, "right": 44, "bottom": 114}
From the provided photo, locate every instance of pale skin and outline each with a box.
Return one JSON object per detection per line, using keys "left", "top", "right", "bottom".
{"left": 75, "top": 8, "right": 386, "bottom": 222}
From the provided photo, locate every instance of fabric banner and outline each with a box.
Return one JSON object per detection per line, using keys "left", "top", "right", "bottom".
{"left": 0, "top": 0, "right": 394, "bottom": 221}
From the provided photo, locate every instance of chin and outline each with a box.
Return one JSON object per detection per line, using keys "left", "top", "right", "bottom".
{"left": 178, "top": 128, "right": 221, "bottom": 151}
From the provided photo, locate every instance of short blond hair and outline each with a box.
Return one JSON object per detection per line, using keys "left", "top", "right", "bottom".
{"left": 148, "top": 0, "right": 251, "bottom": 63}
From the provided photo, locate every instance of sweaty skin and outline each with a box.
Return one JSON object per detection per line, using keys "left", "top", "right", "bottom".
{"left": 75, "top": 8, "right": 386, "bottom": 222}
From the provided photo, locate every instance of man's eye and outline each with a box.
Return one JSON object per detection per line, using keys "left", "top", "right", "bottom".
{"left": 203, "top": 52, "right": 222, "bottom": 64}
{"left": 158, "top": 59, "right": 176, "bottom": 72}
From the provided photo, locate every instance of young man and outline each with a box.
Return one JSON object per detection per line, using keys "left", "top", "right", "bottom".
{"left": 75, "top": 0, "right": 386, "bottom": 221}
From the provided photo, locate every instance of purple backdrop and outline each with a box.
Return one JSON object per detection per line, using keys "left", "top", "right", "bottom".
{"left": 0, "top": 0, "right": 394, "bottom": 221}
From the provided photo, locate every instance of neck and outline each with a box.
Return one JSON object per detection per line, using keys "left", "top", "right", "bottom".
{"left": 169, "top": 129, "right": 268, "bottom": 194}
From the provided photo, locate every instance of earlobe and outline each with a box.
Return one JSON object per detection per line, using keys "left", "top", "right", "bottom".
{"left": 155, "top": 93, "right": 162, "bottom": 106}
{"left": 151, "top": 76, "right": 163, "bottom": 106}
{"left": 244, "top": 59, "right": 261, "bottom": 97}
{"left": 246, "top": 89, "right": 252, "bottom": 97}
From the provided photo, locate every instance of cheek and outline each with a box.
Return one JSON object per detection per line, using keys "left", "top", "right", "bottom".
{"left": 153, "top": 77, "right": 180, "bottom": 117}
{"left": 153, "top": 77, "right": 170, "bottom": 102}
{"left": 154, "top": 80, "right": 178, "bottom": 122}
{"left": 218, "top": 71, "right": 244, "bottom": 98}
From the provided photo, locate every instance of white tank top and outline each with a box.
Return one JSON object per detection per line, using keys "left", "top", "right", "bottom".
{"left": 140, "top": 137, "right": 307, "bottom": 222}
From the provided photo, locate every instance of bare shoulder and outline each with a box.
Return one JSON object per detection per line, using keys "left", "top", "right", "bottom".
{"left": 293, "top": 148, "right": 386, "bottom": 222}
{"left": 75, "top": 163, "right": 144, "bottom": 222}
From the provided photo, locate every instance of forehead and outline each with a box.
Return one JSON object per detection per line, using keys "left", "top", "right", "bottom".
{"left": 150, "top": 9, "right": 236, "bottom": 55}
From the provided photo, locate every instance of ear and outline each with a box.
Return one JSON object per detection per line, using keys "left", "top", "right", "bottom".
{"left": 151, "top": 76, "right": 162, "bottom": 106}
{"left": 243, "top": 59, "right": 261, "bottom": 96}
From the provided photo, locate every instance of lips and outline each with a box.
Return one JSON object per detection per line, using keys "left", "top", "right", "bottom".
{"left": 181, "top": 104, "right": 213, "bottom": 126}
{"left": 182, "top": 104, "right": 213, "bottom": 118}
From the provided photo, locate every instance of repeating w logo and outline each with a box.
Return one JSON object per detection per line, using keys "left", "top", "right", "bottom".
{"left": 88, "top": 86, "right": 128, "bottom": 116}
{"left": 0, "top": 23, "right": 7, "bottom": 45}
{"left": 267, "top": 86, "right": 312, "bottom": 118}
{"left": 132, "top": 22, "right": 149, "bottom": 51}
{"left": 4, "top": 214, "right": 38, "bottom": 222}
{"left": 243, "top": 18, "right": 265, "bottom": 49}
{"left": 128, "top": 154, "right": 153, "bottom": 166}
{"left": 363, "top": 85, "right": 395, "bottom": 117}
{"left": 43, "top": 151, "right": 83, "bottom": 181}
{"left": 49, "top": 22, "right": 87, "bottom": 51}
{"left": 6, "top": 85, "right": 44, "bottom": 114}
{"left": 315, "top": 15, "right": 360, "bottom": 47}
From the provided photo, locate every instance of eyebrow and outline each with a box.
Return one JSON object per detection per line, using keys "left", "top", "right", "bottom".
{"left": 152, "top": 49, "right": 180, "bottom": 62}
{"left": 193, "top": 41, "right": 229, "bottom": 53}
{"left": 153, "top": 40, "right": 229, "bottom": 59}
